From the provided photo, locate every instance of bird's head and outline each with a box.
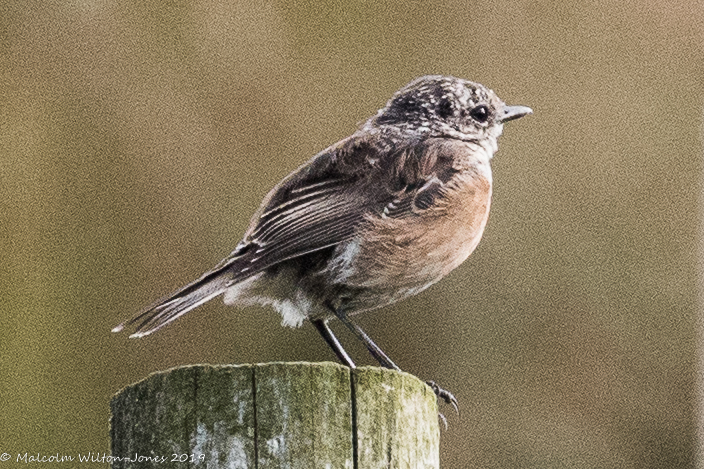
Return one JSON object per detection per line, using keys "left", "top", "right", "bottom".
{"left": 369, "top": 75, "right": 532, "bottom": 145}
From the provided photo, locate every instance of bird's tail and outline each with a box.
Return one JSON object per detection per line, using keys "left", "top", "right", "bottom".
{"left": 112, "top": 267, "right": 235, "bottom": 338}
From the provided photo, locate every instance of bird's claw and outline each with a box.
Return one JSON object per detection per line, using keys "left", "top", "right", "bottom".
{"left": 426, "top": 380, "right": 460, "bottom": 423}
{"left": 438, "top": 411, "right": 448, "bottom": 430}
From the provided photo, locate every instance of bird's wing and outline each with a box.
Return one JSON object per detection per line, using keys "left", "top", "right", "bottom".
{"left": 114, "top": 140, "right": 387, "bottom": 336}
{"left": 217, "top": 143, "right": 387, "bottom": 276}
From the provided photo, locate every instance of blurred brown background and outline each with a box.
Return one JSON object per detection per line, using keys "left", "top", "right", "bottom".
{"left": 1, "top": 0, "right": 702, "bottom": 467}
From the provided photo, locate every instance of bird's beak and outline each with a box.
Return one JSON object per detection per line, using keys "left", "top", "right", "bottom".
{"left": 500, "top": 105, "right": 533, "bottom": 123}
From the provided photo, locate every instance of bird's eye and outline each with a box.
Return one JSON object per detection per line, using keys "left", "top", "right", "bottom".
{"left": 469, "top": 105, "right": 489, "bottom": 123}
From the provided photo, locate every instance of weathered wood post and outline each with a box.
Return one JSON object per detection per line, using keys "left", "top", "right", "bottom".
{"left": 110, "top": 362, "right": 440, "bottom": 468}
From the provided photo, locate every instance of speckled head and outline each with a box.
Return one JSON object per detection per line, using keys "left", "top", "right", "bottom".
{"left": 369, "top": 75, "right": 532, "bottom": 143}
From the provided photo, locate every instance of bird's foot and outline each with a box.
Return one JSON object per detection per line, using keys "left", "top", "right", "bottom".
{"left": 426, "top": 380, "right": 459, "bottom": 430}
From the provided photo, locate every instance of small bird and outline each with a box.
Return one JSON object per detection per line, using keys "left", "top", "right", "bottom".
{"left": 113, "top": 75, "right": 531, "bottom": 413}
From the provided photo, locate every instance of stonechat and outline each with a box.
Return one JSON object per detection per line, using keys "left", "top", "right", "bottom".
{"left": 113, "top": 75, "right": 532, "bottom": 413}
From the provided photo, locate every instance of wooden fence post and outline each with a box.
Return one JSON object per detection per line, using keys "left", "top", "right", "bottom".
{"left": 110, "top": 362, "right": 439, "bottom": 468}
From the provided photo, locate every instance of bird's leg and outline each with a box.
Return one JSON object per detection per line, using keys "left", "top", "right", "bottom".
{"left": 312, "top": 318, "right": 356, "bottom": 369}
{"left": 332, "top": 309, "right": 400, "bottom": 371}
{"left": 330, "top": 307, "right": 459, "bottom": 420}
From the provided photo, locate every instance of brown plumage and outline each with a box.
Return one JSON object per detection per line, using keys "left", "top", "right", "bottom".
{"left": 113, "top": 75, "right": 532, "bottom": 414}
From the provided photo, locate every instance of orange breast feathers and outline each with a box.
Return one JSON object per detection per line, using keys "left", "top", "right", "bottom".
{"left": 348, "top": 165, "right": 492, "bottom": 290}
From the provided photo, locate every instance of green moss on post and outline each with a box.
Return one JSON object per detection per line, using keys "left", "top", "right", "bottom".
{"left": 254, "top": 362, "right": 354, "bottom": 467}
{"left": 110, "top": 362, "right": 439, "bottom": 468}
{"left": 354, "top": 366, "right": 441, "bottom": 468}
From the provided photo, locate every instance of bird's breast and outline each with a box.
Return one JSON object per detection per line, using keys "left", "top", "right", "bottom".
{"left": 339, "top": 166, "right": 492, "bottom": 293}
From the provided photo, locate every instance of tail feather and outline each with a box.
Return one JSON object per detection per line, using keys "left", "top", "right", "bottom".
{"left": 112, "top": 267, "right": 235, "bottom": 337}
